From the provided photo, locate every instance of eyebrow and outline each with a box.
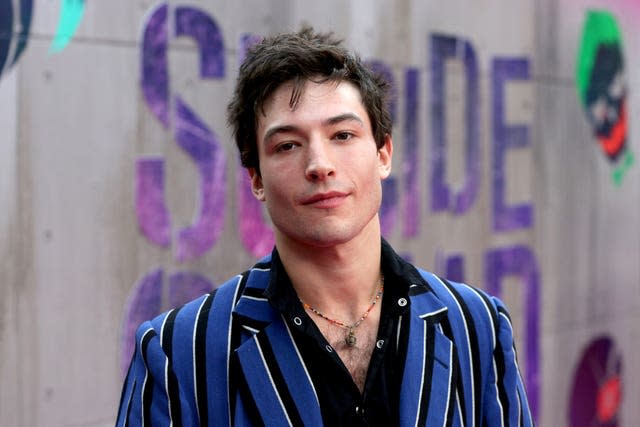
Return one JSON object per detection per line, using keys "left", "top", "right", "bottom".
{"left": 263, "top": 125, "right": 298, "bottom": 144}
{"left": 262, "top": 113, "right": 365, "bottom": 144}
{"left": 324, "top": 113, "right": 365, "bottom": 127}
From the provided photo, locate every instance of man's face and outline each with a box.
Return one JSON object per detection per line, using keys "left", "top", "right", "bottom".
{"left": 250, "top": 80, "right": 392, "bottom": 248}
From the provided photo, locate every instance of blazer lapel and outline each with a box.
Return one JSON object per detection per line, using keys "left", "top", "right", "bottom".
{"left": 233, "top": 267, "right": 323, "bottom": 427}
{"left": 400, "top": 289, "right": 457, "bottom": 427}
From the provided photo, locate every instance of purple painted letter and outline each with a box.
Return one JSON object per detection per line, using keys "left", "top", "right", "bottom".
{"left": 492, "top": 58, "right": 532, "bottom": 231}
{"left": 430, "top": 34, "right": 481, "bottom": 215}
{"left": 485, "top": 245, "right": 539, "bottom": 420}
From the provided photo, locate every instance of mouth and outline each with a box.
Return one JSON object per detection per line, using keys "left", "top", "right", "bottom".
{"left": 300, "top": 191, "right": 349, "bottom": 207}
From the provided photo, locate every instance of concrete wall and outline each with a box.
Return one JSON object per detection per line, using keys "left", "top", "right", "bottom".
{"left": 0, "top": 0, "right": 638, "bottom": 425}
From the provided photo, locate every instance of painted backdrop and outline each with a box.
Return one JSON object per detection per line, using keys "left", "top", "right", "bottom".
{"left": 0, "top": 0, "right": 639, "bottom": 426}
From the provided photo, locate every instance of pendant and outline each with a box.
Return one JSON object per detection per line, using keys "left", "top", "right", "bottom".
{"left": 346, "top": 329, "right": 357, "bottom": 347}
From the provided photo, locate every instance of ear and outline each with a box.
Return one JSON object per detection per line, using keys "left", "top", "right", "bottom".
{"left": 377, "top": 134, "right": 393, "bottom": 179}
{"left": 248, "top": 168, "right": 266, "bottom": 201}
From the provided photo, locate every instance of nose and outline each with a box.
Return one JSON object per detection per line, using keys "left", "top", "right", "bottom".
{"left": 305, "top": 139, "right": 335, "bottom": 181}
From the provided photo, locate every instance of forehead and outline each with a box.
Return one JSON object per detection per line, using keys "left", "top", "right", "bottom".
{"left": 257, "top": 79, "right": 367, "bottom": 129}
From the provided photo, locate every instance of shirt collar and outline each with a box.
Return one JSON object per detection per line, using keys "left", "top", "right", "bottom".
{"left": 264, "top": 239, "right": 425, "bottom": 317}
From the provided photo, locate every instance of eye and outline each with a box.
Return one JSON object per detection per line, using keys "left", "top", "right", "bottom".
{"left": 334, "top": 131, "right": 354, "bottom": 141}
{"left": 275, "top": 141, "right": 298, "bottom": 152}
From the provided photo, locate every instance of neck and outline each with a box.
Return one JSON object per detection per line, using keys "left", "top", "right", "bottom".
{"left": 275, "top": 221, "right": 383, "bottom": 320}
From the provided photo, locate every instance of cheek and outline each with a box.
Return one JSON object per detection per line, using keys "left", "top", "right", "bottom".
{"left": 361, "top": 168, "right": 384, "bottom": 199}
{"left": 261, "top": 176, "right": 290, "bottom": 203}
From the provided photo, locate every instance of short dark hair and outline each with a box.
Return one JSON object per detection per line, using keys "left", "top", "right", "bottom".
{"left": 227, "top": 26, "right": 393, "bottom": 173}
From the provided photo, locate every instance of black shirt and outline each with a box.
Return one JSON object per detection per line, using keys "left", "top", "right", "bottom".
{"left": 263, "top": 240, "right": 418, "bottom": 426}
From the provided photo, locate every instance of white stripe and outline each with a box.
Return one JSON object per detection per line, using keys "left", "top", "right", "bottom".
{"left": 253, "top": 335, "right": 294, "bottom": 427}
{"left": 434, "top": 277, "right": 476, "bottom": 427}
{"left": 498, "top": 312, "right": 516, "bottom": 341}
{"left": 517, "top": 388, "right": 522, "bottom": 427}
{"left": 165, "top": 359, "right": 173, "bottom": 427}
{"left": 225, "top": 276, "right": 243, "bottom": 427}
{"left": 441, "top": 343, "right": 454, "bottom": 427}
{"left": 242, "top": 325, "right": 260, "bottom": 334}
{"left": 419, "top": 306, "right": 448, "bottom": 319}
{"left": 456, "top": 391, "right": 465, "bottom": 427}
{"left": 396, "top": 315, "right": 403, "bottom": 351}
{"left": 413, "top": 324, "right": 427, "bottom": 427}
{"left": 139, "top": 327, "right": 155, "bottom": 427}
{"left": 282, "top": 315, "right": 320, "bottom": 405}
{"left": 492, "top": 359, "right": 506, "bottom": 427}
{"left": 519, "top": 383, "right": 534, "bottom": 426}
{"left": 159, "top": 310, "right": 172, "bottom": 346}
{"left": 141, "top": 370, "right": 148, "bottom": 427}
{"left": 159, "top": 311, "right": 175, "bottom": 426}
{"left": 469, "top": 288, "right": 496, "bottom": 348}
{"left": 498, "top": 311, "right": 531, "bottom": 425}
{"left": 240, "top": 295, "right": 269, "bottom": 302}
{"left": 192, "top": 294, "right": 210, "bottom": 423}
{"left": 506, "top": 320, "right": 523, "bottom": 426}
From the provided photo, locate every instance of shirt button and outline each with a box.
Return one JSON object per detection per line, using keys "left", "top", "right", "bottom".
{"left": 398, "top": 298, "right": 408, "bottom": 307}
{"left": 376, "top": 339, "right": 384, "bottom": 349}
{"left": 356, "top": 406, "right": 365, "bottom": 416}
{"left": 325, "top": 345, "right": 333, "bottom": 353}
{"left": 293, "top": 317, "right": 302, "bottom": 326}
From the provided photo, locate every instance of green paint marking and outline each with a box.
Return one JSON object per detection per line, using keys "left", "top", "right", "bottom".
{"left": 576, "top": 10, "right": 622, "bottom": 106}
{"left": 611, "top": 150, "right": 634, "bottom": 187}
{"left": 49, "top": 0, "right": 86, "bottom": 54}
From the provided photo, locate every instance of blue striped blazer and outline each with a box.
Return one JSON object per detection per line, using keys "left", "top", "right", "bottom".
{"left": 116, "top": 255, "right": 533, "bottom": 426}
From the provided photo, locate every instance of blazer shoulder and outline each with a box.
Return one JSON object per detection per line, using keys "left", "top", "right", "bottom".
{"left": 142, "top": 253, "right": 272, "bottom": 338}
{"left": 419, "top": 269, "right": 499, "bottom": 310}
{"left": 416, "top": 269, "right": 501, "bottom": 343}
{"left": 140, "top": 272, "right": 245, "bottom": 342}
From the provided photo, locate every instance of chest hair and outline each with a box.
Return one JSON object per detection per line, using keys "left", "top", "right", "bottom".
{"left": 316, "top": 320, "right": 379, "bottom": 393}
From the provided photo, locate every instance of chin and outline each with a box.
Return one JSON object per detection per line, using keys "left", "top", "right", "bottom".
{"left": 279, "top": 226, "right": 360, "bottom": 249}
{"left": 275, "top": 213, "right": 379, "bottom": 249}
{"left": 300, "top": 232, "right": 354, "bottom": 248}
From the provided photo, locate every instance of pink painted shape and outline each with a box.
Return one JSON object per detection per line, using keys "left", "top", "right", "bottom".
{"left": 120, "top": 268, "right": 163, "bottom": 376}
{"left": 136, "top": 158, "right": 171, "bottom": 247}
{"left": 174, "top": 97, "right": 226, "bottom": 262}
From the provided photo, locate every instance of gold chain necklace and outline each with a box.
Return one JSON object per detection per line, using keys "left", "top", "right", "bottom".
{"left": 300, "top": 277, "right": 384, "bottom": 347}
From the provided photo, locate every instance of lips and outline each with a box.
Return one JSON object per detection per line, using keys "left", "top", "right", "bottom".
{"left": 300, "top": 191, "right": 349, "bottom": 207}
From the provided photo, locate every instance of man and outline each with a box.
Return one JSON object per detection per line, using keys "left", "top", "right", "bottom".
{"left": 117, "top": 27, "right": 533, "bottom": 426}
